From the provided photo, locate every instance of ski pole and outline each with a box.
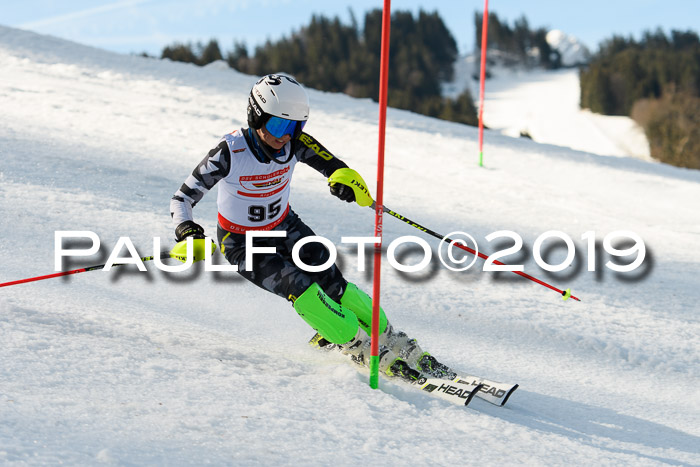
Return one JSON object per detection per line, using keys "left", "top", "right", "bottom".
{"left": 0, "top": 238, "right": 216, "bottom": 289}
{"left": 328, "top": 168, "right": 580, "bottom": 301}
{"left": 372, "top": 202, "right": 580, "bottom": 301}
{"left": 0, "top": 254, "right": 167, "bottom": 288}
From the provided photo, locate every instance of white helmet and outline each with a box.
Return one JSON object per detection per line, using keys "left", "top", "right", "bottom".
{"left": 247, "top": 74, "right": 309, "bottom": 135}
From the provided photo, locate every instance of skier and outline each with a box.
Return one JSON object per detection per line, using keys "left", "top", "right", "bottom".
{"left": 170, "top": 74, "right": 449, "bottom": 381}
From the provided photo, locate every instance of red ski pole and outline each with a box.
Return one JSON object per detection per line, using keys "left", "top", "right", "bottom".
{"left": 0, "top": 238, "right": 216, "bottom": 289}
{"left": 328, "top": 169, "right": 581, "bottom": 302}
{"left": 0, "top": 254, "right": 163, "bottom": 288}
{"left": 376, "top": 204, "right": 581, "bottom": 302}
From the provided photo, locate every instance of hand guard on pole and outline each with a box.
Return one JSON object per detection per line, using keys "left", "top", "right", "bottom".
{"left": 327, "top": 168, "right": 374, "bottom": 207}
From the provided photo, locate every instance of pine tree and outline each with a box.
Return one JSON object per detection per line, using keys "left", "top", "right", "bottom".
{"left": 198, "top": 40, "right": 223, "bottom": 65}
{"left": 161, "top": 43, "right": 197, "bottom": 64}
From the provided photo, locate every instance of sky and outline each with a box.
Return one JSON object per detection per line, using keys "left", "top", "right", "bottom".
{"left": 3, "top": 0, "right": 700, "bottom": 58}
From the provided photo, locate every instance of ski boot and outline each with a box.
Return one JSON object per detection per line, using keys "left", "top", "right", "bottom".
{"left": 385, "top": 359, "right": 423, "bottom": 382}
{"left": 338, "top": 328, "right": 399, "bottom": 374}
{"left": 380, "top": 324, "right": 457, "bottom": 380}
{"left": 416, "top": 354, "right": 457, "bottom": 380}
{"left": 310, "top": 327, "right": 457, "bottom": 381}
{"left": 314, "top": 328, "right": 420, "bottom": 383}
{"left": 380, "top": 324, "right": 424, "bottom": 368}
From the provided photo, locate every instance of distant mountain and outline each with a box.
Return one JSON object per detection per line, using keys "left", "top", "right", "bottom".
{"left": 546, "top": 29, "right": 591, "bottom": 67}
{"left": 443, "top": 29, "right": 590, "bottom": 101}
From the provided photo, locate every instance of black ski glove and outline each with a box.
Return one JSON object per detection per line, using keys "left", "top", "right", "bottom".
{"left": 175, "top": 220, "right": 205, "bottom": 241}
{"left": 329, "top": 182, "right": 356, "bottom": 203}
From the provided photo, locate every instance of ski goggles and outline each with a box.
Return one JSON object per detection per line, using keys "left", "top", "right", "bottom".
{"left": 265, "top": 116, "right": 307, "bottom": 138}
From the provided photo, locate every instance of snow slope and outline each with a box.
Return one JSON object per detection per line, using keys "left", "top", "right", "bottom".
{"left": 1, "top": 26, "right": 699, "bottom": 465}
{"left": 479, "top": 67, "right": 652, "bottom": 160}
{"left": 445, "top": 53, "right": 650, "bottom": 161}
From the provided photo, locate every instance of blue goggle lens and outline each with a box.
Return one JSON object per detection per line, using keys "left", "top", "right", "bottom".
{"left": 265, "top": 116, "right": 306, "bottom": 138}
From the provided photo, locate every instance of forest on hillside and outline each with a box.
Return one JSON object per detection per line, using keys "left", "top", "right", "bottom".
{"left": 473, "top": 12, "right": 562, "bottom": 69}
{"left": 157, "top": 10, "right": 698, "bottom": 170}
{"left": 580, "top": 30, "right": 700, "bottom": 169}
{"left": 162, "top": 9, "right": 477, "bottom": 126}
{"left": 159, "top": 10, "right": 564, "bottom": 128}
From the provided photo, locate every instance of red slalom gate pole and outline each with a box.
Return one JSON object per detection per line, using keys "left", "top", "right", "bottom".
{"left": 370, "top": 0, "right": 392, "bottom": 389}
{"left": 478, "top": 0, "right": 489, "bottom": 167}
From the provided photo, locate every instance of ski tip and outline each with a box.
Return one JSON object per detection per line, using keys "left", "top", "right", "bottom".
{"left": 465, "top": 383, "right": 485, "bottom": 406}
{"left": 500, "top": 384, "right": 519, "bottom": 406}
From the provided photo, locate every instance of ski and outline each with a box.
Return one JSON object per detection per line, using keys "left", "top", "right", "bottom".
{"left": 413, "top": 375, "right": 484, "bottom": 407}
{"left": 309, "top": 332, "right": 518, "bottom": 406}
{"left": 450, "top": 375, "right": 518, "bottom": 407}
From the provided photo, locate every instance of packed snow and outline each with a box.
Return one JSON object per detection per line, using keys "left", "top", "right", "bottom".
{"left": 444, "top": 30, "right": 648, "bottom": 162}
{"left": 480, "top": 67, "right": 651, "bottom": 160}
{"left": 1, "top": 26, "right": 699, "bottom": 465}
